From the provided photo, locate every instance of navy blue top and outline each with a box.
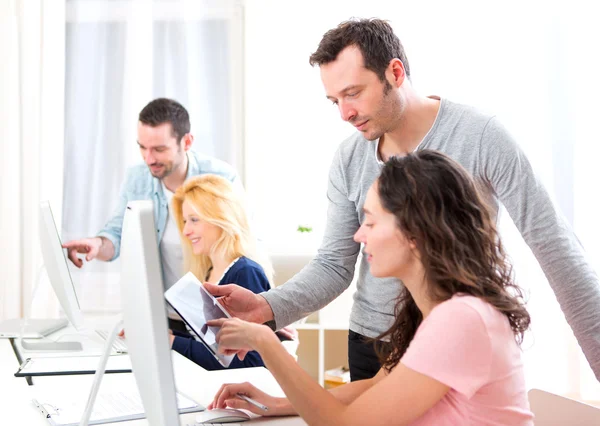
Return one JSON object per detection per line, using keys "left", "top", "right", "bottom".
{"left": 171, "top": 256, "right": 270, "bottom": 370}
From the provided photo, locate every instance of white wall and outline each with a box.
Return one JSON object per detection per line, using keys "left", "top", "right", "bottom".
{"left": 243, "top": 1, "right": 346, "bottom": 253}
{"left": 243, "top": 0, "right": 558, "bottom": 253}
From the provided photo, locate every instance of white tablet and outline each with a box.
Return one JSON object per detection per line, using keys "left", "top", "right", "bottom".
{"left": 164, "top": 272, "right": 235, "bottom": 367}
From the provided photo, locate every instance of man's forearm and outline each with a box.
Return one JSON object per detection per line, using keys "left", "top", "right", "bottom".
{"left": 258, "top": 294, "right": 276, "bottom": 324}
{"left": 96, "top": 236, "right": 115, "bottom": 261}
{"left": 262, "top": 253, "right": 358, "bottom": 329}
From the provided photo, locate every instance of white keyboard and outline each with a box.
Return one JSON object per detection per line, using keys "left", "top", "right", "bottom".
{"left": 95, "top": 329, "right": 128, "bottom": 353}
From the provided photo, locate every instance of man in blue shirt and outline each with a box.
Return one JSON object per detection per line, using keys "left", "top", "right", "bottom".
{"left": 63, "top": 98, "right": 241, "bottom": 304}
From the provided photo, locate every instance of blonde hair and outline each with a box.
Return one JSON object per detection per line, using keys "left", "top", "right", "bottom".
{"left": 171, "top": 174, "right": 273, "bottom": 285}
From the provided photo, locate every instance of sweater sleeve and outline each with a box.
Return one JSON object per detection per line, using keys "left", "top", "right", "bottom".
{"left": 479, "top": 117, "right": 600, "bottom": 379}
{"left": 261, "top": 148, "right": 360, "bottom": 329}
{"left": 96, "top": 166, "right": 137, "bottom": 260}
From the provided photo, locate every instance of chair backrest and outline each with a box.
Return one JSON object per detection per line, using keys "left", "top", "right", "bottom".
{"left": 528, "top": 388, "right": 600, "bottom": 426}
{"left": 270, "top": 254, "right": 313, "bottom": 288}
{"left": 268, "top": 254, "right": 313, "bottom": 359}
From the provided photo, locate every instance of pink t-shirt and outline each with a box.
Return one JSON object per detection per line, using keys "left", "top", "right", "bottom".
{"left": 400, "top": 295, "right": 534, "bottom": 425}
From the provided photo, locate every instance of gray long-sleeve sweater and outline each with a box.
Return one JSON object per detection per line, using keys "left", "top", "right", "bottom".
{"left": 262, "top": 98, "right": 600, "bottom": 379}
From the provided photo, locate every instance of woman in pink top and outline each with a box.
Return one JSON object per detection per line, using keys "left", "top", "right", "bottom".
{"left": 206, "top": 150, "right": 534, "bottom": 425}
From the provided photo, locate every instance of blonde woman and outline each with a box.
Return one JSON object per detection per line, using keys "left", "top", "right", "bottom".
{"left": 169, "top": 174, "right": 274, "bottom": 370}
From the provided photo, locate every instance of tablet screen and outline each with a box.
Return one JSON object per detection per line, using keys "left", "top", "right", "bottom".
{"left": 164, "top": 272, "right": 234, "bottom": 367}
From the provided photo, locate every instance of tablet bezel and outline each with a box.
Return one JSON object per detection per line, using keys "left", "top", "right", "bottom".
{"left": 164, "top": 274, "right": 235, "bottom": 367}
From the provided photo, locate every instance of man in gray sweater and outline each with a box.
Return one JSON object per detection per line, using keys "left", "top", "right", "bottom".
{"left": 206, "top": 18, "right": 600, "bottom": 381}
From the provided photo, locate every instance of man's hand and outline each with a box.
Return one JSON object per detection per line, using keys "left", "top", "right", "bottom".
{"left": 167, "top": 329, "right": 175, "bottom": 347}
{"left": 277, "top": 326, "right": 299, "bottom": 341}
{"left": 120, "top": 328, "right": 174, "bottom": 347}
{"left": 203, "top": 283, "right": 274, "bottom": 324}
{"left": 62, "top": 237, "right": 103, "bottom": 268}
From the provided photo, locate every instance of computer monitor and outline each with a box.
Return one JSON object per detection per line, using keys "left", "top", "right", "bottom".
{"left": 120, "top": 200, "right": 180, "bottom": 425}
{"left": 39, "top": 201, "right": 85, "bottom": 330}
{"left": 21, "top": 201, "right": 86, "bottom": 351}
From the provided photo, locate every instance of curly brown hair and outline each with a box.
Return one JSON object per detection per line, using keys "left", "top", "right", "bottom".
{"left": 374, "top": 150, "right": 531, "bottom": 372}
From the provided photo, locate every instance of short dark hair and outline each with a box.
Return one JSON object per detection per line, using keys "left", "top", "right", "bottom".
{"left": 138, "top": 98, "right": 190, "bottom": 142}
{"left": 309, "top": 18, "right": 411, "bottom": 82}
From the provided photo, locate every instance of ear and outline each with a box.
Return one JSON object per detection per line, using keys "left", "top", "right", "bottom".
{"left": 387, "top": 58, "right": 406, "bottom": 88}
{"left": 408, "top": 238, "right": 422, "bottom": 263}
{"left": 408, "top": 237, "right": 418, "bottom": 251}
{"left": 182, "top": 133, "right": 194, "bottom": 152}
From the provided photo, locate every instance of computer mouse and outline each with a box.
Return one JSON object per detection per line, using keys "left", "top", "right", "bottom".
{"left": 195, "top": 408, "right": 251, "bottom": 424}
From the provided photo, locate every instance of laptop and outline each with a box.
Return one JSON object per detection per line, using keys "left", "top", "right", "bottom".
{"left": 0, "top": 318, "right": 68, "bottom": 339}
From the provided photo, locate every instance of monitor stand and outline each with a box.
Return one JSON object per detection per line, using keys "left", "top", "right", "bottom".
{"left": 18, "top": 264, "right": 83, "bottom": 352}
{"left": 80, "top": 319, "right": 122, "bottom": 426}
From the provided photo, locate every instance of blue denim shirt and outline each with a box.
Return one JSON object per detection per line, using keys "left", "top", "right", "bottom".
{"left": 97, "top": 150, "right": 240, "bottom": 261}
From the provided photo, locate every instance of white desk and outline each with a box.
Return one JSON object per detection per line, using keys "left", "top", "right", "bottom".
{"left": 0, "top": 337, "right": 306, "bottom": 425}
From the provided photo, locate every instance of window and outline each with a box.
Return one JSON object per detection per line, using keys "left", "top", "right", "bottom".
{"left": 62, "top": 0, "right": 244, "bottom": 312}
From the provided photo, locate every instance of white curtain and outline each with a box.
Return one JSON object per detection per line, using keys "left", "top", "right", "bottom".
{"left": 0, "top": 0, "right": 64, "bottom": 320}
{"left": 62, "top": 0, "right": 244, "bottom": 313}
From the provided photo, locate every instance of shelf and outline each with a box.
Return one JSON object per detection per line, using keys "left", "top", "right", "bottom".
{"left": 270, "top": 253, "right": 359, "bottom": 387}
{"left": 295, "top": 327, "right": 349, "bottom": 386}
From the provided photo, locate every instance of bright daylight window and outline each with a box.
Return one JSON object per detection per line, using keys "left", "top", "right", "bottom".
{"left": 62, "top": 0, "right": 244, "bottom": 312}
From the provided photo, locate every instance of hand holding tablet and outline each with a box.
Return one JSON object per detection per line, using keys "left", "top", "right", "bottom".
{"left": 164, "top": 272, "right": 235, "bottom": 367}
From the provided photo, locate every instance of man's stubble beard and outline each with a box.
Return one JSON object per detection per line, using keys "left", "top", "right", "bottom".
{"left": 368, "top": 83, "right": 404, "bottom": 141}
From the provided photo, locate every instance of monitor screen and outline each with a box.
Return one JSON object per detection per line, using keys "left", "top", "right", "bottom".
{"left": 120, "top": 200, "right": 181, "bottom": 425}
{"left": 39, "top": 201, "right": 84, "bottom": 330}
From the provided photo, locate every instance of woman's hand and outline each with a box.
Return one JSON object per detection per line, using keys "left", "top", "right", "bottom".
{"left": 207, "top": 317, "right": 277, "bottom": 360}
{"left": 208, "top": 382, "right": 287, "bottom": 416}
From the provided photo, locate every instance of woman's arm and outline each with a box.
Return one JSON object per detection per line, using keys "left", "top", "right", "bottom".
{"left": 171, "top": 335, "right": 264, "bottom": 370}
{"left": 211, "top": 367, "right": 384, "bottom": 416}
{"left": 212, "top": 319, "right": 450, "bottom": 426}
{"left": 327, "top": 368, "right": 385, "bottom": 404}
{"left": 255, "top": 331, "right": 449, "bottom": 426}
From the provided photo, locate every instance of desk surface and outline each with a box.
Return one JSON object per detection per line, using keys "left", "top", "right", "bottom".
{"left": 0, "top": 330, "right": 305, "bottom": 425}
